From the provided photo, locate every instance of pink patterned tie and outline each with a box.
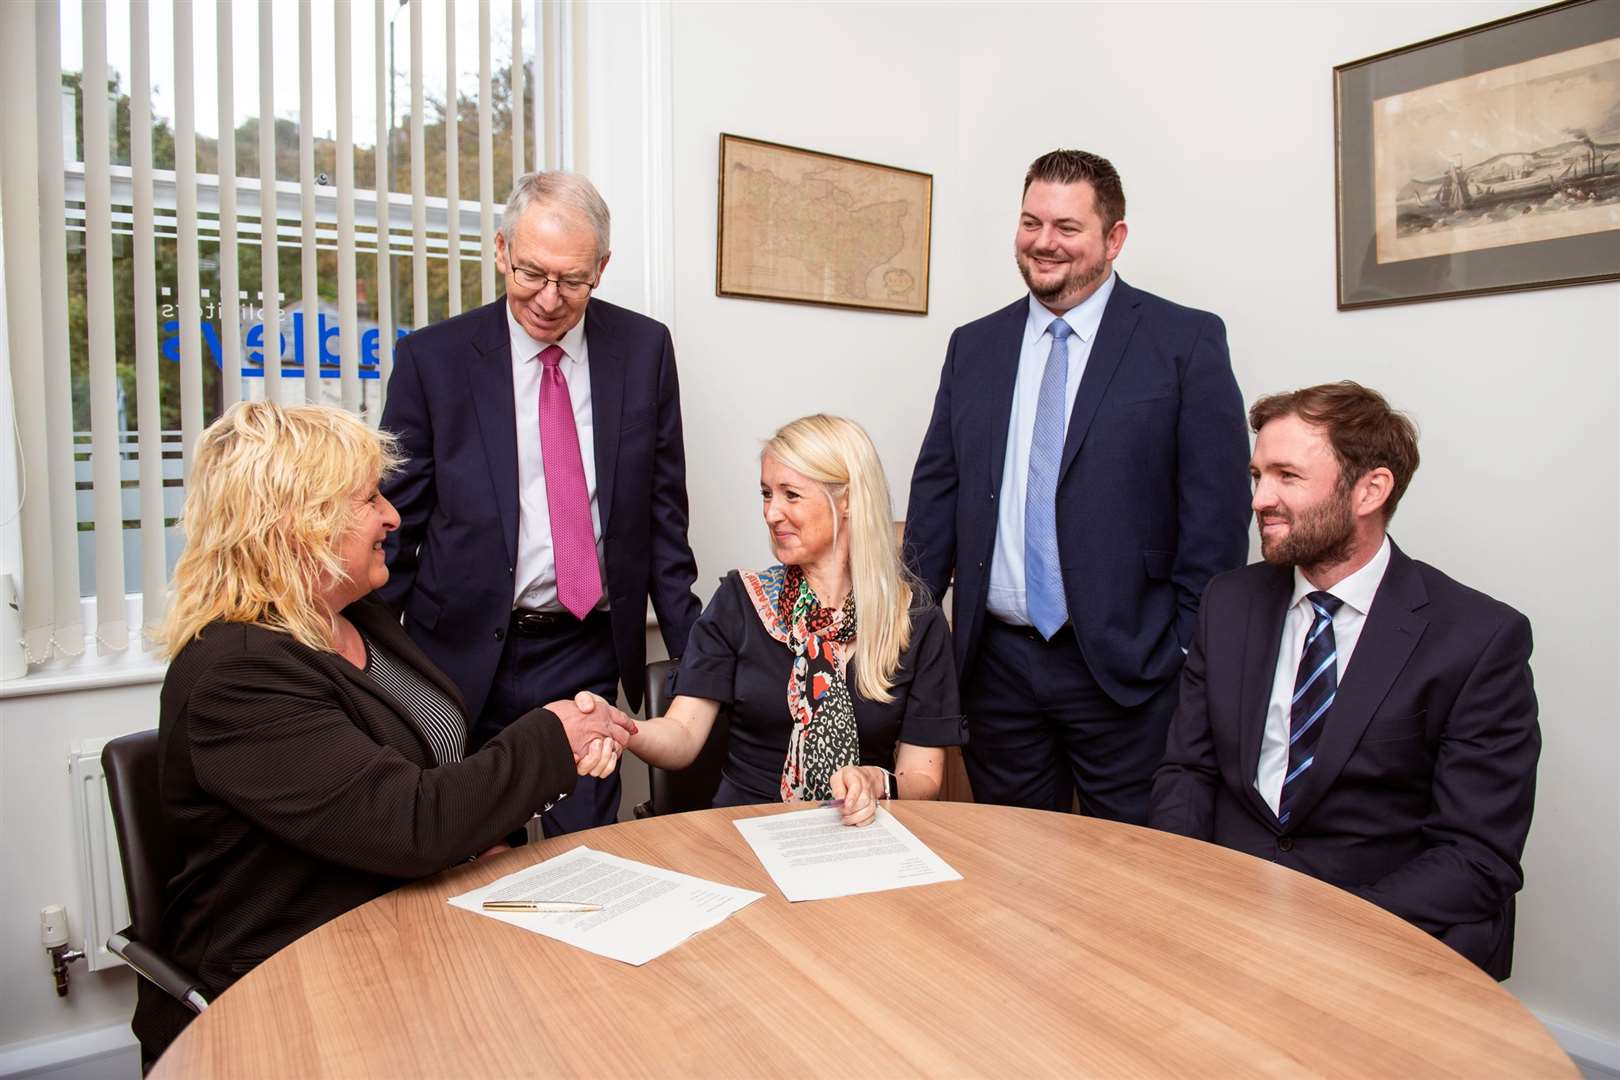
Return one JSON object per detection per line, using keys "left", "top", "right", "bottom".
{"left": 538, "top": 345, "right": 602, "bottom": 619}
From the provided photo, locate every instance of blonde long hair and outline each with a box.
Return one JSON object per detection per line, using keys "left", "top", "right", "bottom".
{"left": 764, "top": 415, "right": 917, "bottom": 703}
{"left": 161, "top": 402, "right": 402, "bottom": 658}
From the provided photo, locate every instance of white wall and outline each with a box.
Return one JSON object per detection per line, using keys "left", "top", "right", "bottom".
{"left": 667, "top": 0, "right": 1618, "bottom": 1051}
{"left": 0, "top": 683, "right": 155, "bottom": 1052}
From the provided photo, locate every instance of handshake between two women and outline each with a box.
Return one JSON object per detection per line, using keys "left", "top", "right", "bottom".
{"left": 548, "top": 691, "right": 637, "bottom": 781}
{"left": 554, "top": 692, "right": 893, "bottom": 828}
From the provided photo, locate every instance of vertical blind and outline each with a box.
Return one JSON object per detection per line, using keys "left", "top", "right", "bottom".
{"left": 0, "top": 0, "right": 561, "bottom": 666}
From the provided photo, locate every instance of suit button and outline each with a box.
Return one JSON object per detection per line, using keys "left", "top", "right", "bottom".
{"left": 1278, "top": 836, "right": 1294, "bottom": 853}
{"left": 989, "top": 492, "right": 996, "bottom": 500}
{"left": 495, "top": 627, "right": 506, "bottom": 641}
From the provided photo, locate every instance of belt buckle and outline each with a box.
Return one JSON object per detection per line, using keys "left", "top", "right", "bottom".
{"left": 513, "top": 610, "right": 561, "bottom": 635}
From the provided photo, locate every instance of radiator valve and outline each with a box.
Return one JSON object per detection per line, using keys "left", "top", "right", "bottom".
{"left": 41, "top": 905, "right": 85, "bottom": 997}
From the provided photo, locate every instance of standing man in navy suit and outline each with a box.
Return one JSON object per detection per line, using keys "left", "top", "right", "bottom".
{"left": 1150, "top": 382, "right": 1539, "bottom": 977}
{"left": 380, "top": 171, "right": 701, "bottom": 835}
{"left": 905, "top": 150, "right": 1250, "bottom": 824}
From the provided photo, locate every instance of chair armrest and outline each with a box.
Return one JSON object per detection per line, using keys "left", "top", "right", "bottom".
{"left": 108, "top": 933, "right": 210, "bottom": 1014}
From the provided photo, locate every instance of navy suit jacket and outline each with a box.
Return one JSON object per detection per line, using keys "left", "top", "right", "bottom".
{"left": 1150, "top": 542, "right": 1540, "bottom": 978}
{"left": 378, "top": 297, "right": 701, "bottom": 715}
{"left": 905, "top": 277, "right": 1251, "bottom": 706}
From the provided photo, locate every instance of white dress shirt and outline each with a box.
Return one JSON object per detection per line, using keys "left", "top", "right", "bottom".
{"left": 507, "top": 306, "right": 608, "bottom": 610}
{"left": 1255, "top": 535, "right": 1392, "bottom": 814}
{"left": 986, "top": 272, "right": 1117, "bottom": 625}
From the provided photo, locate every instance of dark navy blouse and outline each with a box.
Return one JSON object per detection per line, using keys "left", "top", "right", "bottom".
{"left": 672, "top": 570, "right": 966, "bottom": 806}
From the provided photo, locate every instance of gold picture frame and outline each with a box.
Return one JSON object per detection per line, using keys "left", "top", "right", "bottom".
{"left": 716, "top": 134, "right": 933, "bottom": 315}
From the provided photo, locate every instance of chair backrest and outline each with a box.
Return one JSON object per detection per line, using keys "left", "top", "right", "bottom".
{"left": 644, "top": 659, "right": 732, "bottom": 814}
{"left": 102, "top": 730, "right": 175, "bottom": 945}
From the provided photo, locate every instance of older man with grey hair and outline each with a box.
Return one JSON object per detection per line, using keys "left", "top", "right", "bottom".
{"left": 380, "top": 171, "right": 701, "bottom": 836}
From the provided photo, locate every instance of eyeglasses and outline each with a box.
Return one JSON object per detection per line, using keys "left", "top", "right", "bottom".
{"left": 507, "top": 263, "right": 597, "bottom": 299}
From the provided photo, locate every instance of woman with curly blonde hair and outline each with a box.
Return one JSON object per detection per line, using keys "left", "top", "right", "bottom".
{"left": 137, "top": 402, "right": 631, "bottom": 1063}
{"left": 629, "top": 414, "right": 964, "bottom": 826}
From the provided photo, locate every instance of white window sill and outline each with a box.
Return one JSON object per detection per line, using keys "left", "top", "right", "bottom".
{"left": 1, "top": 603, "right": 662, "bottom": 700}
{"left": 0, "top": 654, "right": 168, "bottom": 699}
{"left": 0, "top": 592, "right": 168, "bottom": 699}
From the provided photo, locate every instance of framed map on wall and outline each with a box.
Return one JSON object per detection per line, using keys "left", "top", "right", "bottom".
{"left": 716, "top": 134, "right": 933, "bottom": 315}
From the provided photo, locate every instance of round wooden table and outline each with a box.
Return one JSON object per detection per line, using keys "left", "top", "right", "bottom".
{"left": 151, "top": 802, "right": 1572, "bottom": 1077}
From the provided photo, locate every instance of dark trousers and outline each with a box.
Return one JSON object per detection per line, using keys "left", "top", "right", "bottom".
{"left": 469, "top": 609, "right": 621, "bottom": 838}
{"left": 961, "top": 618, "right": 1178, "bottom": 825}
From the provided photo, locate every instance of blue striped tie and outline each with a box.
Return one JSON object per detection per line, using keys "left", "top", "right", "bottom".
{"left": 1279, "top": 591, "right": 1343, "bottom": 827}
{"left": 1025, "top": 317, "right": 1072, "bottom": 639}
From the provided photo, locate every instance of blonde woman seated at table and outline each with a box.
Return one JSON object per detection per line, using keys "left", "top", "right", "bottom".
{"left": 135, "top": 402, "right": 628, "bottom": 1064}
{"left": 629, "top": 414, "right": 965, "bottom": 825}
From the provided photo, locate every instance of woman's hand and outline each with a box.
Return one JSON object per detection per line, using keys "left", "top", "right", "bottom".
{"left": 575, "top": 736, "right": 620, "bottom": 779}
{"left": 829, "top": 765, "right": 885, "bottom": 827}
{"left": 547, "top": 691, "right": 638, "bottom": 760}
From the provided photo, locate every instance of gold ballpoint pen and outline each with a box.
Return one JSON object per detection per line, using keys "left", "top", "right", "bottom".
{"left": 482, "top": 899, "right": 602, "bottom": 912}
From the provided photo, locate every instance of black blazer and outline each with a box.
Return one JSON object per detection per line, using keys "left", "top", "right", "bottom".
{"left": 134, "top": 595, "right": 578, "bottom": 1058}
{"left": 378, "top": 297, "right": 702, "bottom": 714}
{"left": 1150, "top": 541, "right": 1540, "bottom": 978}
{"left": 905, "top": 278, "right": 1251, "bottom": 706}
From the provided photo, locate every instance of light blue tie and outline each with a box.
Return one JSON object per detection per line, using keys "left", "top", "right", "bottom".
{"left": 1025, "top": 317, "right": 1072, "bottom": 639}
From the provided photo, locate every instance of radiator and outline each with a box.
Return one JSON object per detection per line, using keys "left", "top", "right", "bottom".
{"left": 67, "top": 738, "right": 130, "bottom": 973}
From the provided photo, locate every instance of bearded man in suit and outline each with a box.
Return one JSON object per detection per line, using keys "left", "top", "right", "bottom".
{"left": 905, "top": 149, "right": 1250, "bottom": 824}
{"left": 1150, "top": 381, "right": 1540, "bottom": 978}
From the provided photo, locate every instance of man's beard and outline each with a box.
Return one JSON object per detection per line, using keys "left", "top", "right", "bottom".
{"left": 1016, "top": 248, "right": 1107, "bottom": 306}
{"left": 1259, "top": 488, "right": 1356, "bottom": 569}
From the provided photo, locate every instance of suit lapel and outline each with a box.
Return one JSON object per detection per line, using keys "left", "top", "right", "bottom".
{"left": 584, "top": 301, "right": 623, "bottom": 532}
{"left": 333, "top": 663, "right": 437, "bottom": 762}
{"left": 327, "top": 605, "right": 436, "bottom": 763}
{"left": 1059, "top": 277, "right": 1141, "bottom": 482}
{"left": 1239, "top": 567, "right": 1293, "bottom": 829}
{"left": 347, "top": 596, "right": 470, "bottom": 716}
{"left": 984, "top": 301, "right": 1027, "bottom": 492}
{"left": 467, "top": 301, "right": 520, "bottom": 567}
{"left": 1286, "top": 541, "right": 1428, "bottom": 827}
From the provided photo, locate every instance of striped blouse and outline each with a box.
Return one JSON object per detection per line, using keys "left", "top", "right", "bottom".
{"left": 360, "top": 631, "right": 466, "bottom": 765}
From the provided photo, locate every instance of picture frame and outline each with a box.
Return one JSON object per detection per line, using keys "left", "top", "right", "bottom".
{"left": 1333, "top": 0, "right": 1620, "bottom": 310}
{"left": 716, "top": 134, "right": 933, "bottom": 315}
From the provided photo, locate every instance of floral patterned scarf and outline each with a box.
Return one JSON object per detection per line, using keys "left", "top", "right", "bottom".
{"left": 739, "top": 564, "right": 858, "bottom": 801}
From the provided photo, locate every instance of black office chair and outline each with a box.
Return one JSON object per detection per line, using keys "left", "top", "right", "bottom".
{"left": 101, "top": 731, "right": 209, "bottom": 1015}
{"left": 632, "top": 659, "right": 732, "bottom": 817}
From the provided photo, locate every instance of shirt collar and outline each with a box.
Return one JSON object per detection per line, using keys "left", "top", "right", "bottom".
{"left": 506, "top": 304, "right": 588, "bottom": 367}
{"left": 1023, "top": 270, "right": 1117, "bottom": 349}
{"left": 1290, "top": 534, "right": 1392, "bottom": 616}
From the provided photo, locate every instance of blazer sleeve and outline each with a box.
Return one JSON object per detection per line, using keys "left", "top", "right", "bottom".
{"left": 647, "top": 325, "right": 702, "bottom": 655}
{"left": 183, "top": 648, "right": 578, "bottom": 878}
{"left": 1170, "top": 314, "right": 1251, "bottom": 649}
{"left": 1348, "top": 609, "right": 1540, "bottom": 935}
{"left": 897, "top": 605, "right": 967, "bottom": 748}
{"left": 1149, "top": 587, "right": 1221, "bottom": 839}
{"left": 377, "top": 332, "right": 434, "bottom": 613}
{"left": 904, "top": 329, "right": 964, "bottom": 604}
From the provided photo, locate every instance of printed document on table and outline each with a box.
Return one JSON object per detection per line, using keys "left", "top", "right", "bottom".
{"left": 734, "top": 806, "right": 961, "bottom": 902}
{"left": 448, "top": 846, "right": 764, "bottom": 965}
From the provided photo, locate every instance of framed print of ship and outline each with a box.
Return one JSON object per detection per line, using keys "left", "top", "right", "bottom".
{"left": 1334, "top": 0, "right": 1620, "bottom": 309}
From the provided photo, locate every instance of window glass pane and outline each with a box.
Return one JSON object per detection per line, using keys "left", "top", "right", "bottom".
{"left": 58, "top": 0, "right": 530, "bottom": 598}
